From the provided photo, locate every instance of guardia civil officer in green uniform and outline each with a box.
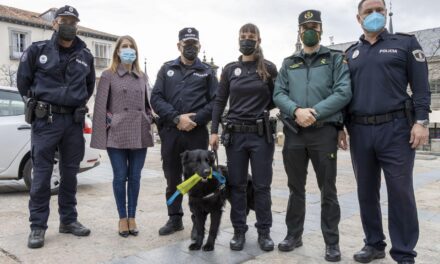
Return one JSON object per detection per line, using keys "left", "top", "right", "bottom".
{"left": 273, "top": 10, "right": 352, "bottom": 262}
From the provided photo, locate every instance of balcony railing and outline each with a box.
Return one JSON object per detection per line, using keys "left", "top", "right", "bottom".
{"left": 94, "top": 57, "right": 110, "bottom": 68}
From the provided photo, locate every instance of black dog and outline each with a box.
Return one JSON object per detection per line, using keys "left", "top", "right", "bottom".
{"left": 181, "top": 149, "right": 254, "bottom": 251}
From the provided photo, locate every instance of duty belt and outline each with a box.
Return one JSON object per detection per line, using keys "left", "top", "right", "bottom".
{"left": 230, "top": 124, "right": 258, "bottom": 133}
{"left": 351, "top": 109, "right": 406, "bottom": 125}
{"left": 308, "top": 121, "right": 339, "bottom": 128}
{"left": 37, "top": 101, "right": 75, "bottom": 114}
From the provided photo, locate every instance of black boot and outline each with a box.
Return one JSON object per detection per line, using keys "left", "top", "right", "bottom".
{"left": 59, "top": 221, "right": 91, "bottom": 236}
{"left": 353, "top": 245, "right": 385, "bottom": 263}
{"left": 258, "top": 233, "right": 274, "bottom": 252}
{"left": 278, "top": 234, "right": 303, "bottom": 252}
{"left": 28, "top": 229, "right": 45, "bottom": 249}
{"left": 230, "top": 232, "right": 246, "bottom": 251}
{"left": 325, "top": 244, "right": 341, "bottom": 262}
{"left": 158, "top": 216, "right": 184, "bottom": 236}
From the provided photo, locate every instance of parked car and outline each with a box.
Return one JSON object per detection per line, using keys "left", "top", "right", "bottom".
{"left": 0, "top": 86, "right": 100, "bottom": 194}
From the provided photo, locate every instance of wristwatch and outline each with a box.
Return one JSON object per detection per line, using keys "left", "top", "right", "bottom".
{"left": 173, "top": 115, "right": 180, "bottom": 125}
{"left": 416, "top": 119, "right": 429, "bottom": 128}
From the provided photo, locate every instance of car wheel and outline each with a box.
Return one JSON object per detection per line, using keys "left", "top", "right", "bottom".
{"left": 23, "top": 156, "right": 60, "bottom": 195}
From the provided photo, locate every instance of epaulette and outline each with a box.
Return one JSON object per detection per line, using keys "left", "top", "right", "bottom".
{"left": 223, "top": 61, "right": 239, "bottom": 70}
{"left": 32, "top": 40, "right": 48, "bottom": 47}
{"left": 83, "top": 48, "right": 92, "bottom": 54}
{"left": 201, "top": 62, "right": 212, "bottom": 69}
{"left": 164, "top": 60, "right": 175, "bottom": 66}
{"left": 329, "top": 48, "right": 343, "bottom": 53}
{"left": 396, "top": 32, "right": 414, "bottom": 37}
{"left": 345, "top": 41, "right": 360, "bottom": 53}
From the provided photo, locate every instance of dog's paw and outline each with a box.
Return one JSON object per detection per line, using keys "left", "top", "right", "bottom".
{"left": 189, "top": 243, "right": 202, "bottom": 251}
{"left": 202, "top": 243, "right": 215, "bottom": 251}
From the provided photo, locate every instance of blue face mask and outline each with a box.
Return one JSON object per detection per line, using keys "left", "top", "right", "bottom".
{"left": 119, "top": 48, "right": 136, "bottom": 64}
{"left": 362, "top": 12, "right": 386, "bottom": 33}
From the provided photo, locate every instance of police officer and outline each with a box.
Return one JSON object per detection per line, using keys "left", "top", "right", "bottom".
{"left": 151, "top": 27, "right": 218, "bottom": 236}
{"left": 17, "top": 5, "right": 95, "bottom": 249}
{"left": 273, "top": 10, "right": 352, "bottom": 261}
{"left": 344, "top": 1, "right": 431, "bottom": 263}
{"left": 210, "top": 23, "right": 278, "bottom": 252}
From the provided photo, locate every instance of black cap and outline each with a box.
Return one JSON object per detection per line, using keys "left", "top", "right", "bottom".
{"left": 298, "top": 10, "right": 321, "bottom": 25}
{"left": 55, "top": 5, "right": 80, "bottom": 21}
{"left": 179, "top": 27, "right": 199, "bottom": 41}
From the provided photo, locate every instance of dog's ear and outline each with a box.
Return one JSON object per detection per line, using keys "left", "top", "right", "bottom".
{"left": 181, "top": 150, "right": 189, "bottom": 164}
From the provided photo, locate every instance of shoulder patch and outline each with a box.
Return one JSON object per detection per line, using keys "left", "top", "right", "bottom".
{"left": 396, "top": 32, "right": 414, "bottom": 37}
{"left": 412, "top": 49, "right": 426, "bottom": 62}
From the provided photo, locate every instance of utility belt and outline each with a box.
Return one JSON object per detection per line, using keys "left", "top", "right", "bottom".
{"left": 25, "top": 98, "right": 87, "bottom": 124}
{"left": 350, "top": 109, "right": 406, "bottom": 125}
{"left": 221, "top": 111, "right": 277, "bottom": 146}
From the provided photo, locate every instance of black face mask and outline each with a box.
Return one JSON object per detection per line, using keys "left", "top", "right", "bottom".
{"left": 239, "top": 39, "right": 257, "bottom": 56}
{"left": 182, "top": 45, "right": 198, "bottom": 61}
{"left": 58, "top": 24, "right": 77, "bottom": 41}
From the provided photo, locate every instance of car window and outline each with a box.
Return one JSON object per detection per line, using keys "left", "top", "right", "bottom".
{"left": 0, "top": 90, "right": 25, "bottom": 116}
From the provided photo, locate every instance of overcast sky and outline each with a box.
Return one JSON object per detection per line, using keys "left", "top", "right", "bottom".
{"left": 1, "top": 0, "right": 439, "bottom": 81}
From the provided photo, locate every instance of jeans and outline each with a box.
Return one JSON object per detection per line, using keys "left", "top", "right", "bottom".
{"left": 107, "top": 148, "right": 147, "bottom": 218}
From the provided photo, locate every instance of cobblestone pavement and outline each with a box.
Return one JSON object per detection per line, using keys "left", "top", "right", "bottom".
{"left": 0, "top": 145, "right": 439, "bottom": 264}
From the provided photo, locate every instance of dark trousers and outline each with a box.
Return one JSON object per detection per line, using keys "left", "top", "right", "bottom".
{"left": 159, "top": 126, "right": 209, "bottom": 217}
{"left": 348, "top": 118, "right": 418, "bottom": 263}
{"left": 29, "top": 114, "right": 84, "bottom": 230}
{"left": 107, "top": 148, "right": 147, "bottom": 219}
{"left": 226, "top": 132, "right": 274, "bottom": 234}
{"left": 282, "top": 125, "right": 340, "bottom": 245}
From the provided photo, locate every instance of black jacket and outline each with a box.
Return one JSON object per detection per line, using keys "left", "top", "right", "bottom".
{"left": 17, "top": 32, "right": 96, "bottom": 107}
{"left": 151, "top": 57, "right": 218, "bottom": 126}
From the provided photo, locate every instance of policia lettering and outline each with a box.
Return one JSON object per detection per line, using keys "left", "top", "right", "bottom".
{"left": 273, "top": 9, "right": 352, "bottom": 261}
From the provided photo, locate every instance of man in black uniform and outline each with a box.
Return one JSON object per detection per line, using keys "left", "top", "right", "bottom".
{"left": 151, "top": 27, "right": 218, "bottom": 236}
{"left": 344, "top": 1, "right": 431, "bottom": 263}
{"left": 17, "top": 5, "right": 95, "bottom": 248}
{"left": 273, "top": 10, "right": 352, "bottom": 262}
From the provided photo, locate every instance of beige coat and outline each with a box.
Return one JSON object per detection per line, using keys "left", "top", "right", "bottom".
{"left": 91, "top": 64, "right": 154, "bottom": 150}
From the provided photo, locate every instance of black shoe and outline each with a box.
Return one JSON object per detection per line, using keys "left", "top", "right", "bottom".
{"left": 353, "top": 245, "right": 385, "bottom": 263}
{"left": 230, "top": 232, "right": 246, "bottom": 251}
{"left": 59, "top": 221, "right": 91, "bottom": 236}
{"left": 258, "top": 233, "right": 274, "bottom": 252}
{"left": 278, "top": 234, "right": 303, "bottom": 252}
{"left": 325, "top": 244, "right": 341, "bottom": 262}
{"left": 27, "top": 229, "right": 45, "bottom": 249}
{"left": 158, "top": 217, "right": 184, "bottom": 236}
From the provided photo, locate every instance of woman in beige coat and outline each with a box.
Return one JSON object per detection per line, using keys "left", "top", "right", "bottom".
{"left": 91, "top": 35, "right": 154, "bottom": 237}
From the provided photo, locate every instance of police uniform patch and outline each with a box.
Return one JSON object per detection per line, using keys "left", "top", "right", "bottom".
{"left": 320, "top": 58, "right": 327, "bottom": 64}
{"left": 412, "top": 49, "right": 426, "bottom": 62}
{"left": 352, "top": 50, "right": 359, "bottom": 59}
{"left": 69, "top": 6, "right": 74, "bottom": 12}
{"left": 167, "top": 70, "right": 174, "bottom": 77}
{"left": 304, "top": 11, "right": 313, "bottom": 19}
{"left": 39, "top": 55, "right": 48, "bottom": 64}
{"left": 188, "top": 28, "right": 192, "bottom": 33}
{"left": 234, "top": 68, "right": 242, "bottom": 76}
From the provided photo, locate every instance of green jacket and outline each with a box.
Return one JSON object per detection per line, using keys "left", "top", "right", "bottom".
{"left": 273, "top": 46, "right": 352, "bottom": 124}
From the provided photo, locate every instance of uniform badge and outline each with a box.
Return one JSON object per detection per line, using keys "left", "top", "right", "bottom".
{"left": 304, "top": 11, "right": 313, "bottom": 19}
{"left": 352, "top": 50, "right": 359, "bottom": 59}
{"left": 412, "top": 49, "right": 426, "bottom": 62}
{"left": 234, "top": 68, "right": 242, "bottom": 76}
{"left": 188, "top": 28, "right": 192, "bottom": 33}
{"left": 320, "top": 58, "right": 327, "bottom": 64}
{"left": 167, "top": 70, "right": 174, "bottom": 77}
{"left": 39, "top": 55, "right": 48, "bottom": 64}
{"left": 69, "top": 6, "right": 74, "bottom": 12}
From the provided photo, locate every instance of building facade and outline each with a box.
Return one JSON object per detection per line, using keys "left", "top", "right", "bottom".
{"left": 0, "top": 4, "right": 118, "bottom": 111}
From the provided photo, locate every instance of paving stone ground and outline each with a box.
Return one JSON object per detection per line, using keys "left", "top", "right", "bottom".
{"left": 0, "top": 145, "right": 439, "bottom": 264}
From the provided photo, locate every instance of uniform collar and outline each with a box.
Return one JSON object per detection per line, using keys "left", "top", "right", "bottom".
{"left": 170, "top": 57, "right": 206, "bottom": 70}
{"left": 294, "top": 45, "right": 330, "bottom": 59}
{"left": 359, "top": 29, "right": 390, "bottom": 43}
{"left": 117, "top": 63, "right": 141, "bottom": 78}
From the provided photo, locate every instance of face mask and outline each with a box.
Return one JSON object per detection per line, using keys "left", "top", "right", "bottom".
{"left": 362, "top": 12, "right": 386, "bottom": 33}
{"left": 301, "top": 29, "right": 321, "bottom": 47}
{"left": 239, "top": 39, "right": 257, "bottom": 56}
{"left": 58, "top": 24, "right": 77, "bottom": 41}
{"left": 119, "top": 48, "right": 136, "bottom": 64}
{"left": 182, "top": 45, "right": 198, "bottom": 61}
